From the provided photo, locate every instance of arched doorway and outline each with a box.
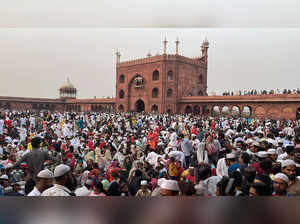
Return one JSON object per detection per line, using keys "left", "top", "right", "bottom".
{"left": 297, "top": 107, "right": 300, "bottom": 120}
{"left": 212, "top": 106, "right": 220, "bottom": 117}
{"left": 202, "top": 105, "right": 210, "bottom": 116}
{"left": 184, "top": 105, "right": 192, "bottom": 114}
{"left": 151, "top": 104, "right": 158, "bottom": 112}
{"left": 231, "top": 106, "right": 240, "bottom": 118}
{"left": 118, "top": 104, "right": 124, "bottom": 112}
{"left": 221, "top": 106, "right": 229, "bottom": 117}
{"left": 193, "top": 105, "right": 200, "bottom": 114}
{"left": 242, "top": 106, "right": 252, "bottom": 118}
{"left": 136, "top": 100, "right": 145, "bottom": 113}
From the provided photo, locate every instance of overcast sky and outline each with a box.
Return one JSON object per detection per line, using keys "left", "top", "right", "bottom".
{"left": 0, "top": 1, "right": 299, "bottom": 99}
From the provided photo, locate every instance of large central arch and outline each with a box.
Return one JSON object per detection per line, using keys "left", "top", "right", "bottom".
{"left": 136, "top": 99, "right": 145, "bottom": 112}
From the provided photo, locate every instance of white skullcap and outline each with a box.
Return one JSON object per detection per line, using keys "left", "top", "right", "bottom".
{"left": 226, "top": 153, "right": 236, "bottom": 159}
{"left": 267, "top": 149, "right": 277, "bottom": 155}
{"left": 0, "top": 174, "right": 8, "bottom": 180}
{"left": 281, "top": 159, "right": 296, "bottom": 168}
{"left": 54, "top": 164, "right": 71, "bottom": 178}
{"left": 191, "top": 134, "right": 196, "bottom": 138}
{"left": 37, "top": 169, "right": 54, "bottom": 179}
{"left": 157, "top": 178, "right": 166, "bottom": 187}
{"left": 274, "top": 173, "right": 289, "bottom": 184}
{"left": 74, "top": 187, "right": 90, "bottom": 196}
{"left": 246, "top": 139, "right": 253, "bottom": 144}
{"left": 160, "top": 179, "right": 180, "bottom": 191}
{"left": 257, "top": 151, "right": 269, "bottom": 158}
{"left": 252, "top": 141, "right": 260, "bottom": 147}
{"left": 258, "top": 131, "right": 264, "bottom": 135}
{"left": 141, "top": 180, "right": 147, "bottom": 186}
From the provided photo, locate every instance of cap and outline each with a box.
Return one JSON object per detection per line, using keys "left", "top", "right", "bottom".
{"left": 274, "top": 173, "right": 289, "bottom": 184}
{"left": 252, "top": 141, "right": 260, "bottom": 147}
{"left": 0, "top": 174, "right": 8, "bottom": 180}
{"left": 257, "top": 151, "right": 269, "bottom": 158}
{"left": 54, "top": 164, "right": 71, "bottom": 178}
{"left": 226, "top": 153, "right": 236, "bottom": 159}
{"left": 246, "top": 139, "right": 253, "bottom": 144}
{"left": 281, "top": 159, "right": 296, "bottom": 168}
{"left": 157, "top": 178, "right": 166, "bottom": 187}
{"left": 37, "top": 169, "right": 54, "bottom": 179}
{"left": 141, "top": 180, "right": 147, "bottom": 186}
{"left": 160, "top": 179, "right": 180, "bottom": 191}
{"left": 74, "top": 187, "right": 90, "bottom": 196}
{"left": 267, "top": 149, "right": 277, "bottom": 155}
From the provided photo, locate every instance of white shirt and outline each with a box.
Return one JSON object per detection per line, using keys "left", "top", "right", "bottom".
{"left": 27, "top": 187, "right": 41, "bottom": 196}
{"left": 41, "top": 184, "right": 72, "bottom": 196}
{"left": 216, "top": 158, "right": 228, "bottom": 177}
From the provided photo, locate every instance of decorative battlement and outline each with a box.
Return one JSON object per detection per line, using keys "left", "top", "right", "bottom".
{"left": 117, "top": 54, "right": 206, "bottom": 68}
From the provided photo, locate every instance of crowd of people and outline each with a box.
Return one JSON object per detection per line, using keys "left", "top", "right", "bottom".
{"left": 220, "top": 88, "right": 300, "bottom": 96}
{"left": 0, "top": 110, "right": 300, "bottom": 197}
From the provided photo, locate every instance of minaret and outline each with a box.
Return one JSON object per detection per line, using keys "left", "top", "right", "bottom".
{"left": 147, "top": 50, "right": 151, "bottom": 57}
{"left": 116, "top": 49, "right": 121, "bottom": 63}
{"left": 163, "top": 37, "right": 168, "bottom": 55}
{"left": 201, "top": 37, "right": 209, "bottom": 57}
{"left": 175, "top": 37, "right": 180, "bottom": 55}
{"left": 201, "top": 37, "right": 209, "bottom": 63}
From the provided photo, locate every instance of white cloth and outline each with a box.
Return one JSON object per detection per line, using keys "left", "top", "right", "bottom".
{"left": 41, "top": 184, "right": 72, "bottom": 196}
{"left": 197, "top": 142, "right": 209, "bottom": 164}
{"left": 146, "top": 151, "right": 159, "bottom": 167}
{"left": 168, "top": 150, "right": 185, "bottom": 167}
{"left": 216, "top": 158, "right": 228, "bottom": 177}
{"left": 277, "top": 152, "right": 288, "bottom": 161}
{"left": 0, "top": 119, "right": 4, "bottom": 135}
{"left": 27, "top": 187, "right": 41, "bottom": 196}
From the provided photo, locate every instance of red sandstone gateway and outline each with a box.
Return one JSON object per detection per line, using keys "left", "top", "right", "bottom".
{"left": 0, "top": 39, "right": 300, "bottom": 120}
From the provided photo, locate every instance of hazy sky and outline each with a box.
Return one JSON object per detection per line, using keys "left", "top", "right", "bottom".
{"left": 1, "top": 1, "right": 299, "bottom": 99}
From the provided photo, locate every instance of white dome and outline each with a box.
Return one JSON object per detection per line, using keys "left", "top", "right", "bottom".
{"left": 60, "top": 77, "right": 75, "bottom": 89}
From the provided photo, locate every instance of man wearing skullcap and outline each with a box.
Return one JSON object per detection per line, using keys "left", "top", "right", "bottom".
{"left": 267, "top": 149, "right": 278, "bottom": 162}
{"left": 135, "top": 180, "right": 151, "bottom": 197}
{"left": 42, "top": 164, "right": 76, "bottom": 196}
{"left": 27, "top": 169, "right": 54, "bottom": 196}
{"left": 272, "top": 173, "right": 289, "bottom": 196}
{"left": 159, "top": 179, "right": 180, "bottom": 196}
{"left": 281, "top": 159, "right": 297, "bottom": 186}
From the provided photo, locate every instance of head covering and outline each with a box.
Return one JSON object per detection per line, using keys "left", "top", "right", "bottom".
{"left": 267, "top": 149, "right": 277, "bottom": 155}
{"left": 226, "top": 153, "right": 236, "bottom": 159}
{"left": 74, "top": 187, "right": 90, "bottom": 196}
{"left": 281, "top": 159, "right": 296, "bottom": 168}
{"left": 160, "top": 179, "right": 179, "bottom": 191}
{"left": 141, "top": 180, "right": 147, "bottom": 186}
{"left": 257, "top": 151, "right": 269, "bottom": 158}
{"left": 37, "top": 169, "right": 54, "bottom": 179}
{"left": 252, "top": 141, "right": 260, "bottom": 147}
{"left": 54, "top": 164, "right": 71, "bottom": 178}
{"left": 274, "top": 173, "right": 289, "bottom": 184}
{"left": 0, "top": 174, "right": 8, "bottom": 180}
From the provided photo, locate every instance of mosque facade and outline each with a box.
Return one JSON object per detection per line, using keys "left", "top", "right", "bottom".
{"left": 0, "top": 38, "right": 300, "bottom": 120}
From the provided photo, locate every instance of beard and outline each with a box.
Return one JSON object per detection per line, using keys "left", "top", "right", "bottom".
{"left": 288, "top": 174, "right": 296, "bottom": 181}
